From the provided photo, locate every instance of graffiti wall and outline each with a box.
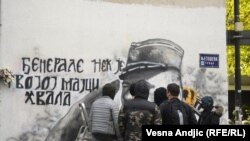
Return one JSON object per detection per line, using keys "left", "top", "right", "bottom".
{"left": 0, "top": 0, "right": 227, "bottom": 140}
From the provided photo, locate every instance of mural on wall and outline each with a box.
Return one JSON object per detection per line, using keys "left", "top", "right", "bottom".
{"left": 0, "top": 0, "right": 227, "bottom": 141}
{"left": 46, "top": 38, "right": 185, "bottom": 141}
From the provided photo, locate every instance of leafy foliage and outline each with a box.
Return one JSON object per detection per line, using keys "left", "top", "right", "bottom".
{"left": 0, "top": 68, "right": 14, "bottom": 86}
{"left": 226, "top": 0, "right": 250, "bottom": 76}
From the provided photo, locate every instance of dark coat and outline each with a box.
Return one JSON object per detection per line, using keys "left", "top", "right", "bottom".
{"left": 198, "top": 106, "right": 223, "bottom": 125}
{"left": 160, "top": 98, "right": 198, "bottom": 125}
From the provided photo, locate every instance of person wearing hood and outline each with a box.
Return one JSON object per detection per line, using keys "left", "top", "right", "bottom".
{"left": 118, "top": 79, "right": 162, "bottom": 141}
{"left": 198, "top": 96, "right": 223, "bottom": 125}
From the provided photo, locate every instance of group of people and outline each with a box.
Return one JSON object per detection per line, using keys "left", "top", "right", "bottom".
{"left": 88, "top": 80, "right": 223, "bottom": 141}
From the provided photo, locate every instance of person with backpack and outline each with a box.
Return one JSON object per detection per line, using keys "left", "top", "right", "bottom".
{"left": 198, "top": 96, "right": 223, "bottom": 125}
{"left": 160, "top": 83, "right": 197, "bottom": 125}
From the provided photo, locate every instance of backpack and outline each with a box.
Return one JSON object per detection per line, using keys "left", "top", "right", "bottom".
{"left": 165, "top": 99, "right": 189, "bottom": 125}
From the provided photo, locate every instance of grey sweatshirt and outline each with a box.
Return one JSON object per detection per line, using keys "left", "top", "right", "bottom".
{"left": 89, "top": 96, "right": 120, "bottom": 137}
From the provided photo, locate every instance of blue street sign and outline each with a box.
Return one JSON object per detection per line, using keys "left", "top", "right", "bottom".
{"left": 200, "top": 54, "right": 219, "bottom": 68}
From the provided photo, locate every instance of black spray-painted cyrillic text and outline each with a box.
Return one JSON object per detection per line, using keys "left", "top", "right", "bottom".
{"left": 25, "top": 91, "right": 70, "bottom": 106}
{"left": 91, "top": 59, "right": 112, "bottom": 72}
{"left": 61, "top": 78, "right": 99, "bottom": 93}
{"left": 114, "top": 59, "right": 125, "bottom": 74}
{"left": 15, "top": 75, "right": 99, "bottom": 93}
{"left": 16, "top": 75, "right": 57, "bottom": 90}
{"left": 91, "top": 58, "right": 125, "bottom": 74}
{"left": 22, "top": 57, "right": 84, "bottom": 74}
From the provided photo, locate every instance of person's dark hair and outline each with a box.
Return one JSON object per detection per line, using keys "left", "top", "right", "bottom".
{"left": 102, "top": 83, "right": 116, "bottom": 99}
{"left": 154, "top": 87, "right": 167, "bottom": 106}
{"left": 129, "top": 83, "right": 136, "bottom": 96}
{"left": 167, "top": 83, "right": 180, "bottom": 97}
{"left": 134, "top": 79, "right": 149, "bottom": 99}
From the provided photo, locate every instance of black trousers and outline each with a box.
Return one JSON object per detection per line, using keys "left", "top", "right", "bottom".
{"left": 92, "top": 133, "right": 116, "bottom": 141}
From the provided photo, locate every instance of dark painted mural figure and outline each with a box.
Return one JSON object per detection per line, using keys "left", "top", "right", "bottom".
{"left": 45, "top": 38, "right": 185, "bottom": 141}
{"left": 119, "top": 38, "right": 184, "bottom": 104}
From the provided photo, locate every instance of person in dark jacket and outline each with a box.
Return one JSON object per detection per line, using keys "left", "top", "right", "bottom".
{"left": 154, "top": 87, "right": 168, "bottom": 106}
{"left": 119, "top": 80, "right": 162, "bottom": 141}
{"left": 160, "top": 83, "right": 197, "bottom": 125}
{"left": 198, "top": 96, "right": 223, "bottom": 125}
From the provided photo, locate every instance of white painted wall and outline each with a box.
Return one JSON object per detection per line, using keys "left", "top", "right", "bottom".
{"left": 0, "top": 0, "right": 227, "bottom": 140}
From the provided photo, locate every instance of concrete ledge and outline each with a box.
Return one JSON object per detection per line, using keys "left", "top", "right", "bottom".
{"left": 229, "top": 76, "right": 250, "bottom": 85}
{"left": 228, "top": 76, "right": 250, "bottom": 90}
{"left": 104, "top": 0, "right": 225, "bottom": 7}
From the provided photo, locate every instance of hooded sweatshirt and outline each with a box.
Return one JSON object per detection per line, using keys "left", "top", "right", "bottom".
{"left": 198, "top": 105, "right": 223, "bottom": 125}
